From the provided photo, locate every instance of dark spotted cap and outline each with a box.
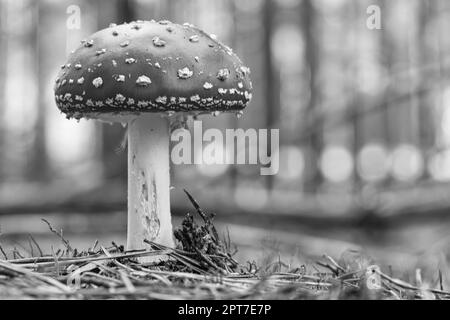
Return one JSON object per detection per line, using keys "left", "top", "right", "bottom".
{"left": 54, "top": 20, "right": 253, "bottom": 120}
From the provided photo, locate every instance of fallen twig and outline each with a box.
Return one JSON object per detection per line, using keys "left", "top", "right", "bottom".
{"left": 41, "top": 219, "right": 73, "bottom": 253}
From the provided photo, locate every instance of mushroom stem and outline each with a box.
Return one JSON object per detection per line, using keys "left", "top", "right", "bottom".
{"left": 127, "top": 114, "right": 174, "bottom": 252}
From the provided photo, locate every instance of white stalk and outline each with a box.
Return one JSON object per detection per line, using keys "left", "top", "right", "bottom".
{"left": 127, "top": 114, "right": 174, "bottom": 252}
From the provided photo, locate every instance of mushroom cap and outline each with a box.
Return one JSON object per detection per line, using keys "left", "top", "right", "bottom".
{"left": 54, "top": 20, "right": 253, "bottom": 120}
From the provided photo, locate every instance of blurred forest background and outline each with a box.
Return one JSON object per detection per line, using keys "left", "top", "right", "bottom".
{"left": 1, "top": 0, "right": 450, "bottom": 274}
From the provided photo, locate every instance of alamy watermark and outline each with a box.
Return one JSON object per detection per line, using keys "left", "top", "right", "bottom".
{"left": 366, "top": 265, "right": 382, "bottom": 290}
{"left": 366, "top": 5, "right": 381, "bottom": 30}
{"left": 66, "top": 5, "right": 81, "bottom": 30}
{"left": 171, "top": 120, "right": 279, "bottom": 176}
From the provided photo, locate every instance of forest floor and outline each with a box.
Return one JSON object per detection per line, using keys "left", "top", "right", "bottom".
{"left": 1, "top": 191, "right": 450, "bottom": 299}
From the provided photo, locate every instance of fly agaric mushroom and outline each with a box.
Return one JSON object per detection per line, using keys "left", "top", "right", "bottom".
{"left": 54, "top": 20, "right": 252, "bottom": 252}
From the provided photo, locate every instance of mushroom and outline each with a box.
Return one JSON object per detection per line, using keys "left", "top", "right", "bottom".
{"left": 54, "top": 20, "right": 253, "bottom": 252}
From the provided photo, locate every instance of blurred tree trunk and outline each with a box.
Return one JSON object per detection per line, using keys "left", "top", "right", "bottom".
{"left": 0, "top": 0, "right": 5, "bottom": 179}
{"left": 262, "top": 0, "right": 280, "bottom": 190}
{"left": 99, "top": 0, "right": 136, "bottom": 181}
{"left": 27, "top": 1, "right": 48, "bottom": 181}
{"left": 117, "top": 0, "right": 136, "bottom": 23}
{"left": 228, "top": 0, "right": 239, "bottom": 189}
{"left": 417, "top": 1, "right": 434, "bottom": 156}
{"left": 379, "top": 0, "right": 394, "bottom": 186}
{"left": 301, "top": 0, "right": 322, "bottom": 193}
{"left": 350, "top": 0, "right": 362, "bottom": 190}
{"left": 161, "top": 0, "right": 176, "bottom": 21}
{"left": 432, "top": 0, "right": 448, "bottom": 151}
{"left": 415, "top": 0, "right": 433, "bottom": 180}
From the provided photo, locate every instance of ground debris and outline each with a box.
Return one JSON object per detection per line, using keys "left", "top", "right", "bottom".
{"left": 171, "top": 190, "right": 239, "bottom": 274}
{"left": 1, "top": 192, "right": 449, "bottom": 300}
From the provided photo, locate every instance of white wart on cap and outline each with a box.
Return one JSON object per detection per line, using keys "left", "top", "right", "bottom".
{"left": 54, "top": 20, "right": 253, "bottom": 120}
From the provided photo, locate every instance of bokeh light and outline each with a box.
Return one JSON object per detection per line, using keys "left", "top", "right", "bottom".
{"left": 46, "top": 117, "right": 97, "bottom": 166}
{"left": 320, "top": 145, "right": 353, "bottom": 183}
{"left": 357, "top": 143, "right": 389, "bottom": 182}
{"left": 356, "top": 59, "right": 386, "bottom": 96}
{"left": 428, "top": 150, "right": 450, "bottom": 181}
{"left": 196, "top": 142, "right": 230, "bottom": 177}
{"left": 390, "top": 144, "right": 424, "bottom": 182}
{"left": 271, "top": 23, "right": 304, "bottom": 66}
{"left": 441, "top": 86, "right": 450, "bottom": 145}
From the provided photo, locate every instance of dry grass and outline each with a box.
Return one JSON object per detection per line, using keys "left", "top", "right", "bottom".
{"left": 1, "top": 191, "right": 449, "bottom": 300}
